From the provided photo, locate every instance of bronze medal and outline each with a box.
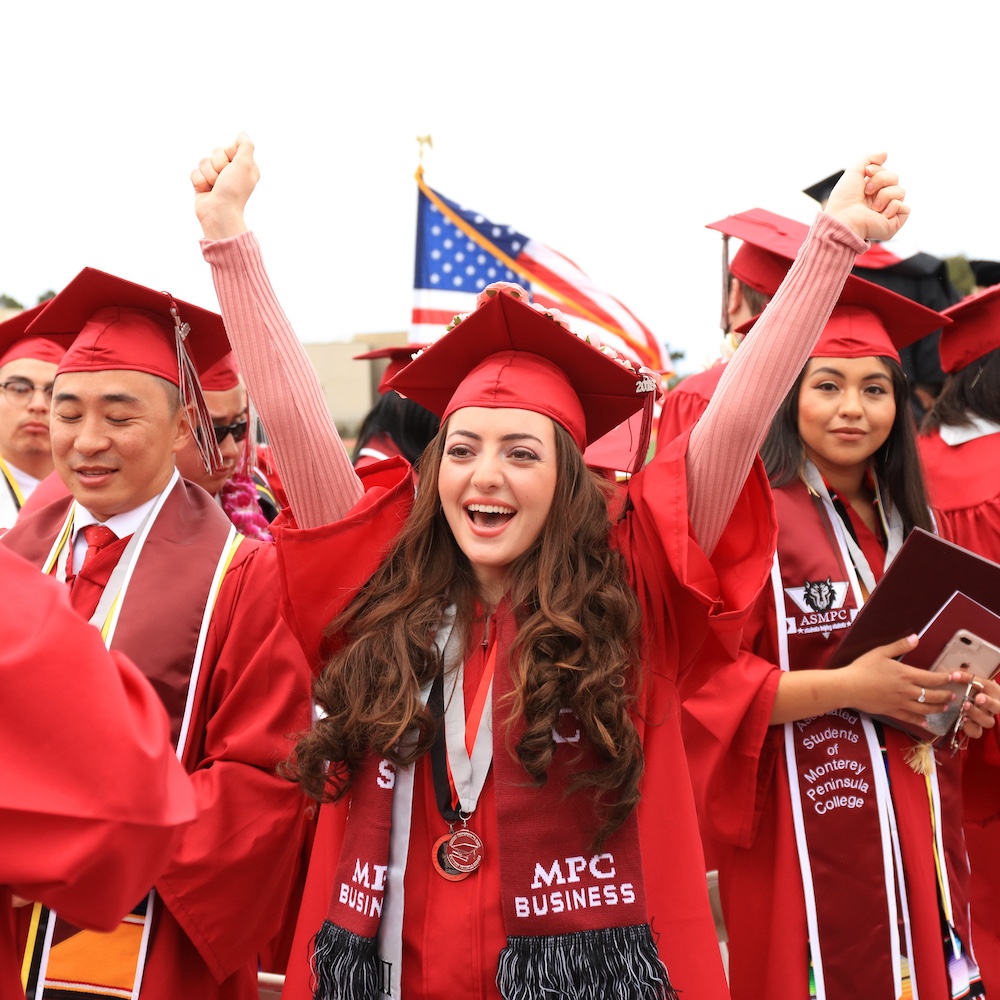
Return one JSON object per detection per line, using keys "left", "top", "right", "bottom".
{"left": 444, "top": 826, "right": 483, "bottom": 874}
{"left": 431, "top": 833, "right": 470, "bottom": 882}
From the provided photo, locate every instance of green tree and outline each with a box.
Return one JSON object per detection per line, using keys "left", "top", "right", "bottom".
{"left": 0, "top": 293, "right": 24, "bottom": 309}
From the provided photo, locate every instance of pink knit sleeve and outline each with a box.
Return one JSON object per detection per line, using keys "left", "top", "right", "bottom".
{"left": 200, "top": 233, "right": 363, "bottom": 528}
{"left": 687, "top": 213, "right": 867, "bottom": 554}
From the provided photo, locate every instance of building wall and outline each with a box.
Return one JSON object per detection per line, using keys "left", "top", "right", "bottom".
{"left": 303, "top": 332, "right": 410, "bottom": 438}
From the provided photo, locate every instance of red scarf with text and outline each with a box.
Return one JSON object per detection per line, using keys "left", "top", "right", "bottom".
{"left": 773, "top": 478, "right": 976, "bottom": 999}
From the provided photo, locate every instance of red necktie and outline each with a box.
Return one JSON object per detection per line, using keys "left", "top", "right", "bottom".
{"left": 79, "top": 523, "right": 118, "bottom": 572}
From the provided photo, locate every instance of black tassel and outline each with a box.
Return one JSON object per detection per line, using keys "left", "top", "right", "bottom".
{"left": 496, "top": 923, "right": 679, "bottom": 999}
{"left": 310, "top": 921, "right": 381, "bottom": 1000}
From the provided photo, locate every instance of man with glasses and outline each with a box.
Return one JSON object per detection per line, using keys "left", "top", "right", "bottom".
{"left": 0, "top": 305, "right": 73, "bottom": 526}
{"left": 174, "top": 350, "right": 278, "bottom": 536}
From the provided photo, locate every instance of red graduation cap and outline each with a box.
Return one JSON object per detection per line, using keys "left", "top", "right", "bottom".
{"left": 353, "top": 344, "right": 428, "bottom": 395}
{"left": 199, "top": 351, "right": 241, "bottom": 392}
{"left": 705, "top": 209, "right": 810, "bottom": 307}
{"left": 388, "top": 284, "right": 655, "bottom": 451}
{"left": 27, "top": 267, "right": 231, "bottom": 383}
{"left": 937, "top": 284, "right": 1000, "bottom": 373}
{"left": 0, "top": 303, "right": 75, "bottom": 370}
{"left": 28, "top": 267, "right": 232, "bottom": 471}
{"left": 736, "top": 271, "right": 948, "bottom": 363}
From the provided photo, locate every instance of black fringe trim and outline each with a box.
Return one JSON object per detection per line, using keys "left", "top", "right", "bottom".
{"left": 496, "top": 923, "right": 679, "bottom": 999}
{"left": 310, "top": 920, "right": 380, "bottom": 1000}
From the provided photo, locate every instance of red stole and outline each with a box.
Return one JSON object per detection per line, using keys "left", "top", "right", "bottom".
{"left": 773, "top": 480, "right": 897, "bottom": 1000}
{"left": 3, "top": 480, "right": 237, "bottom": 745}
{"left": 772, "top": 478, "right": 978, "bottom": 999}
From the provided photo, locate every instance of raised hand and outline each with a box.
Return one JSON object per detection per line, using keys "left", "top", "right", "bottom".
{"left": 824, "top": 152, "right": 910, "bottom": 244}
{"left": 192, "top": 132, "right": 260, "bottom": 240}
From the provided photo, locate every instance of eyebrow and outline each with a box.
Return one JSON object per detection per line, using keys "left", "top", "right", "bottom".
{"left": 447, "top": 430, "right": 545, "bottom": 444}
{"left": 53, "top": 390, "right": 145, "bottom": 405}
{"left": 810, "top": 366, "right": 891, "bottom": 381}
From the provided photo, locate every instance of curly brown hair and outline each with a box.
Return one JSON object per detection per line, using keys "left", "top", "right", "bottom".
{"left": 288, "top": 417, "right": 645, "bottom": 845}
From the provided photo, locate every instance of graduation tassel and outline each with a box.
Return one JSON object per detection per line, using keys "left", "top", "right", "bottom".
{"left": 904, "top": 739, "right": 937, "bottom": 775}
{"left": 171, "top": 304, "right": 224, "bottom": 475}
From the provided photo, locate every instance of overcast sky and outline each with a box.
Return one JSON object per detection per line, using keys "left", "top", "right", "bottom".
{"left": 2, "top": 1, "right": 996, "bottom": 374}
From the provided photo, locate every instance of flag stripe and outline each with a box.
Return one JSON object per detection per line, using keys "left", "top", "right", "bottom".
{"left": 412, "top": 169, "right": 664, "bottom": 371}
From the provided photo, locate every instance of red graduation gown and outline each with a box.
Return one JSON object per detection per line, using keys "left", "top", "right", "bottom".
{"left": 0, "top": 547, "right": 196, "bottom": 1000}
{"left": 682, "top": 486, "right": 975, "bottom": 1000}
{"left": 919, "top": 427, "right": 1000, "bottom": 992}
{"left": 654, "top": 364, "right": 725, "bottom": 453}
{"left": 275, "top": 433, "right": 776, "bottom": 1000}
{"left": 2, "top": 486, "right": 314, "bottom": 1000}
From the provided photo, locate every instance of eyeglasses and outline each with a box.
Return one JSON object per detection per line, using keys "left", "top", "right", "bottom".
{"left": 1, "top": 379, "right": 54, "bottom": 406}
{"left": 209, "top": 419, "right": 249, "bottom": 445}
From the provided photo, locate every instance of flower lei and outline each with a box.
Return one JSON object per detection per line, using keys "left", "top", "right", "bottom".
{"left": 219, "top": 470, "right": 273, "bottom": 542}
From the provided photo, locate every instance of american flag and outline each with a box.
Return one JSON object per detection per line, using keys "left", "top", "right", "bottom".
{"left": 412, "top": 169, "right": 667, "bottom": 373}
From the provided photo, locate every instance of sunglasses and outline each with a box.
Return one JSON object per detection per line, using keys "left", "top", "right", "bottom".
{"left": 199, "top": 420, "right": 249, "bottom": 446}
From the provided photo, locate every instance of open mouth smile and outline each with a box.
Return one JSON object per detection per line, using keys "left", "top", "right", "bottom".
{"left": 465, "top": 502, "right": 516, "bottom": 530}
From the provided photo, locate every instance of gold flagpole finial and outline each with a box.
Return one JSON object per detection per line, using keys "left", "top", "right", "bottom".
{"left": 417, "top": 134, "right": 433, "bottom": 168}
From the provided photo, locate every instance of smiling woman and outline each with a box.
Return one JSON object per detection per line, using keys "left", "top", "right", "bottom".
{"left": 438, "top": 407, "right": 558, "bottom": 605}
{"left": 683, "top": 282, "right": 1000, "bottom": 998}
{"left": 193, "top": 136, "right": 921, "bottom": 1000}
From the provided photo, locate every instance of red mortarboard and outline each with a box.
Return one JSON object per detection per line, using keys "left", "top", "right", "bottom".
{"left": 28, "top": 267, "right": 232, "bottom": 472}
{"left": 706, "top": 208, "right": 811, "bottom": 278}
{"left": 736, "top": 273, "right": 948, "bottom": 363}
{"left": 354, "top": 344, "right": 428, "bottom": 395}
{"left": 388, "top": 285, "right": 654, "bottom": 451}
{"left": 199, "top": 351, "right": 241, "bottom": 392}
{"left": 0, "top": 304, "right": 75, "bottom": 370}
{"left": 937, "top": 284, "right": 1000, "bottom": 373}
{"left": 27, "top": 267, "right": 231, "bottom": 383}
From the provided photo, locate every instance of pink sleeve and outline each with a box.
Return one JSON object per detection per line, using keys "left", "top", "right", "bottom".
{"left": 687, "top": 212, "right": 868, "bottom": 554}
{"left": 200, "top": 233, "right": 363, "bottom": 528}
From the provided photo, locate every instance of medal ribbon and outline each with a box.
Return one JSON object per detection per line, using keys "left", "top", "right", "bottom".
{"left": 445, "top": 638, "right": 497, "bottom": 815}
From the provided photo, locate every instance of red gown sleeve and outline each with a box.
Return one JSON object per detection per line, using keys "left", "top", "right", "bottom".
{"left": 681, "top": 588, "right": 784, "bottom": 848}
{"left": 275, "top": 458, "right": 415, "bottom": 672}
{"left": 0, "top": 548, "right": 196, "bottom": 931}
{"left": 617, "top": 426, "right": 777, "bottom": 684}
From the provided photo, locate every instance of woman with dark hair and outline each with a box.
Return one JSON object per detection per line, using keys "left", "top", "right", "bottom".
{"left": 193, "top": 136, "right": 928, "bottom": 1000}
{"left": 351, "top": 345, "right": 441, "bottom": 469}
{"left": 683, "top": 288, "right": 1000, "bottom": 1000}
{"left": 919, "top": 285, "right": 1000, "bottom": 993}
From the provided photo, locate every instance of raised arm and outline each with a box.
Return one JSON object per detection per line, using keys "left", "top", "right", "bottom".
{"left": 193, "top": 135, "right": 363, "bottom": 528}
{"left": 687, "top": 154, "right": 910, "bottom": 555}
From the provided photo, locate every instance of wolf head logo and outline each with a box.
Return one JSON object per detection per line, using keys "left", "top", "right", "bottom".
{"left": 802, "top": 577, "right": 836, "bottom": 612}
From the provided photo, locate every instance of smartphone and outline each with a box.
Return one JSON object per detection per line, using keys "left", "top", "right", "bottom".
{"left": 923, "top": 630, "right": 1000, "bottom": 737}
